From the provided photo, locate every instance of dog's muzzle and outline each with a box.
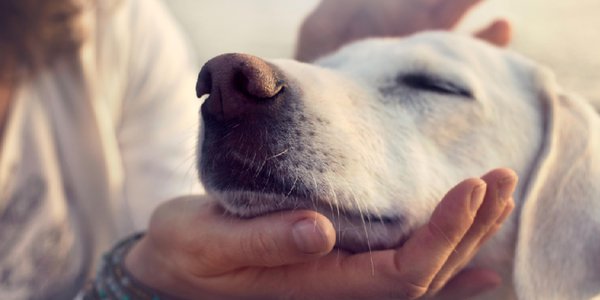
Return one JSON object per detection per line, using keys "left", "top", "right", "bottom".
{"left": 196, "top": 53, "right": 310, "bottom": 199}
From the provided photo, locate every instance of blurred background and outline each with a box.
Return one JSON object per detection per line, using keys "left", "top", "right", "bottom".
{"left": 163, "top": 0, "right": 600, "bottom": 103}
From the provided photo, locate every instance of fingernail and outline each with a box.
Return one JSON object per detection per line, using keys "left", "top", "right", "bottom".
{"left": 497, "top": 176, "right": 517, "bottom": 202}
{"left": 292, "top": 219, "right": 328, "bottom": 254}
{"left": 470, "top": 183, "right": 487, "bottom": 213}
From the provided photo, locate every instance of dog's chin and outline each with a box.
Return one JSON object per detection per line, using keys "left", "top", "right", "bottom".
{"left": 208, "top": 190, "right": 314, "bottom": 218}
{"left": 207, "top": 190, "right": 409, "bottom": 253}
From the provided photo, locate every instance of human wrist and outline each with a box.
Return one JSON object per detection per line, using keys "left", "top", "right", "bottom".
{"left": 79, "top": 232, "right": 183, "bottom": 299}
{"left": 124, "top": 234, "right": 190, "bottom": 299}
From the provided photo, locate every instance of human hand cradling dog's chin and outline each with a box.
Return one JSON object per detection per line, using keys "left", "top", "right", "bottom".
{"left": 124, "top": 168, "right": 516, "bottom": 300}
{"left": 296, "top": 0, "right": 512, "bottom": 62}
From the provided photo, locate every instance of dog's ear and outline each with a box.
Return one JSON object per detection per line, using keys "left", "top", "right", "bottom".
{"left": 513, "top": 68, "right": 600, "bottom": 299}
{"left": 594, "top": 100, "right": 600, "bottom": 113}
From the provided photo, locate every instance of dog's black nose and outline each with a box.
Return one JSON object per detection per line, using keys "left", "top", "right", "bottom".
{"left": 196, "top": 53, "right": 285, "bottom": 121}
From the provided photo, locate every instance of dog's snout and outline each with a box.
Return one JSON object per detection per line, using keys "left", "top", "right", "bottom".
{"left": 197, "top": 53, "right": 285, "bottom": 121}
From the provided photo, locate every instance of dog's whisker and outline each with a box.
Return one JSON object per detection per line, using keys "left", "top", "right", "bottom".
{"left": 220, "top": 129, "right": 236, "bottom": 141}
{"left": 259, "top": 128, "right": 268, "bottom": 152}
{"left": 347, "top": 185, "right": 376, "bottom": 275}
{"left": 266, "top": 148, "right": 289, "bottom": 161}
{"left": 254, "top": 160, "right": 267, "bottom": 179}
{"left": 309, "top": 173, "right": 320, "bottom": 213}
{"left": 250, "top": 149, "right": 258, "bottom": 166}
{"left": 286, "top": 176, "right": 299, "bottom": 197}
{"left": 266, "top": 166, "right": 272, "bottom": 182}
{"left": 325, "top": 175, "right": 346, "bottom": 261}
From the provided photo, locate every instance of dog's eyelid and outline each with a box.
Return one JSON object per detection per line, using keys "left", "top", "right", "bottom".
{"left": 398, "top": 74, "right": 474, "bottom": 99}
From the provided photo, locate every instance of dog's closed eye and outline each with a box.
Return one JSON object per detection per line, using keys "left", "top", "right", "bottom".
{"left": 400, "top": 74, "right": 473, "bottom": 98}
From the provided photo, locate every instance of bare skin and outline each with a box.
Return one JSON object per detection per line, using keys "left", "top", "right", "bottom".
{"left": 125, "top": 1, "right": 517, "bottom": 299}
{"left": 126, "top": 169, "right": 517, "bottom": 299}
{"left": 0, "top": 0, "right": 516, "bottom": 298}
{"left": 296, "top": 0, "right": 512, "bottom": 62}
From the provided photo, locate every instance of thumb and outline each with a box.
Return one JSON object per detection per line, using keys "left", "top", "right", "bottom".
{"left": 201, "top": 207, "right": 337, "bottom": 273}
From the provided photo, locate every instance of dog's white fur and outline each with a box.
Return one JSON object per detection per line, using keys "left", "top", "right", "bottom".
{"left": 202, "top": 32, "right": 600, "bottom": 299}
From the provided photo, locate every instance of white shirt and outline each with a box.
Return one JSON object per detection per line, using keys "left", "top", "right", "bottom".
{"left": 0, "top": 0, "right": 202, "bottom": 298}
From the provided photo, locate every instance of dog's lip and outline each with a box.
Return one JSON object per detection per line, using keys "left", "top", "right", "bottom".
{"left": 213, "top": 190, "right": 401, "bottom": 225}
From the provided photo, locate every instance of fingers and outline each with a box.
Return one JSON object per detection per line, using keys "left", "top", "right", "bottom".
{"left": 295, "top": 1, "right": 338, "bottom": 62}
{"left": 434, "top": 268, "right": 502, "bottom": 300}
{"left": 478, "top": 200, "right": 514, "bottom": 247}
{"left": 200, "top": 175, "right": 507, "bottom": 299}
{"left": 213, "top": 210, "right": 337, "bottom": 270}
{"left": 475, "top": 19, "right": 512, "bottom": 47}
{"left": 433, "top": 0, "right": 483, "bottom": 29}
{"left": 151, "top": 197, "right": 336, "bottom": 276}
{"left": 142, "top": 168, "right": 517, "bottom": 299}
{"left": 285, "top": 176, "right": 497, "bottom": 299}
{"left": 382, "top": 177, "right": 488, "bottom": 298}
{"left": 427, "top": 168, "right": 518, "bottom": 294}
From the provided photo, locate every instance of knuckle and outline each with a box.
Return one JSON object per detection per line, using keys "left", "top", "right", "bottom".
{"left": 167, "top": 237, "right": 223, "bottom": 277}
{"left": 182, "top": 235, "right": 226, "bottom": 276}
{"left": 242, "top": 230, "right": 282, "bottom": 265}
{"left": 428, "top": 221, "right": 463, "bottom": 246}
{"left": 174, "top": 227, "right": 233, "bottom": 276}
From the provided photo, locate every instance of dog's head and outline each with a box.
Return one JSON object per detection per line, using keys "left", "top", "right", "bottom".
{"left": 196, "top": 32, "right": 548, "bottom": 252}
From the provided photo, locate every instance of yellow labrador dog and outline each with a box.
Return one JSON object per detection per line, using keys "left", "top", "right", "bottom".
{"left": 196, "top": 32, "right": 600, "bottom": 299}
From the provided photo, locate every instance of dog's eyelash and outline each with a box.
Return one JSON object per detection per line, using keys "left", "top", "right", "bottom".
{"left": 400, "top": 74, "right": 473, "bottom": 98}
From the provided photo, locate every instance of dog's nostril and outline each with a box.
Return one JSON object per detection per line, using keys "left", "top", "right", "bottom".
{"left": 197, "top": 53, "right": 286, "bottom": 121}
{"left": 196, "top": 68, "right": 213, "bottom": 98}
{"left": 233, "top": 61, "right": 284, "bottom": 99}
{"left": 232, "top": 70, "right": 248, "bottom": 97}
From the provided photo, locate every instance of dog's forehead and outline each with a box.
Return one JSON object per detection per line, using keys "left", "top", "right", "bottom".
{"left": 317, "top": 32, "right": 512, "bottom": 77}
{"left": 315, "top": 31, "right": 546, "bottom": 104}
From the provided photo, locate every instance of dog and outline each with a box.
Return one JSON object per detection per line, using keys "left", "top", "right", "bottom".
{"left": 195, "top": 32, "right": 600, "bottom": 299}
